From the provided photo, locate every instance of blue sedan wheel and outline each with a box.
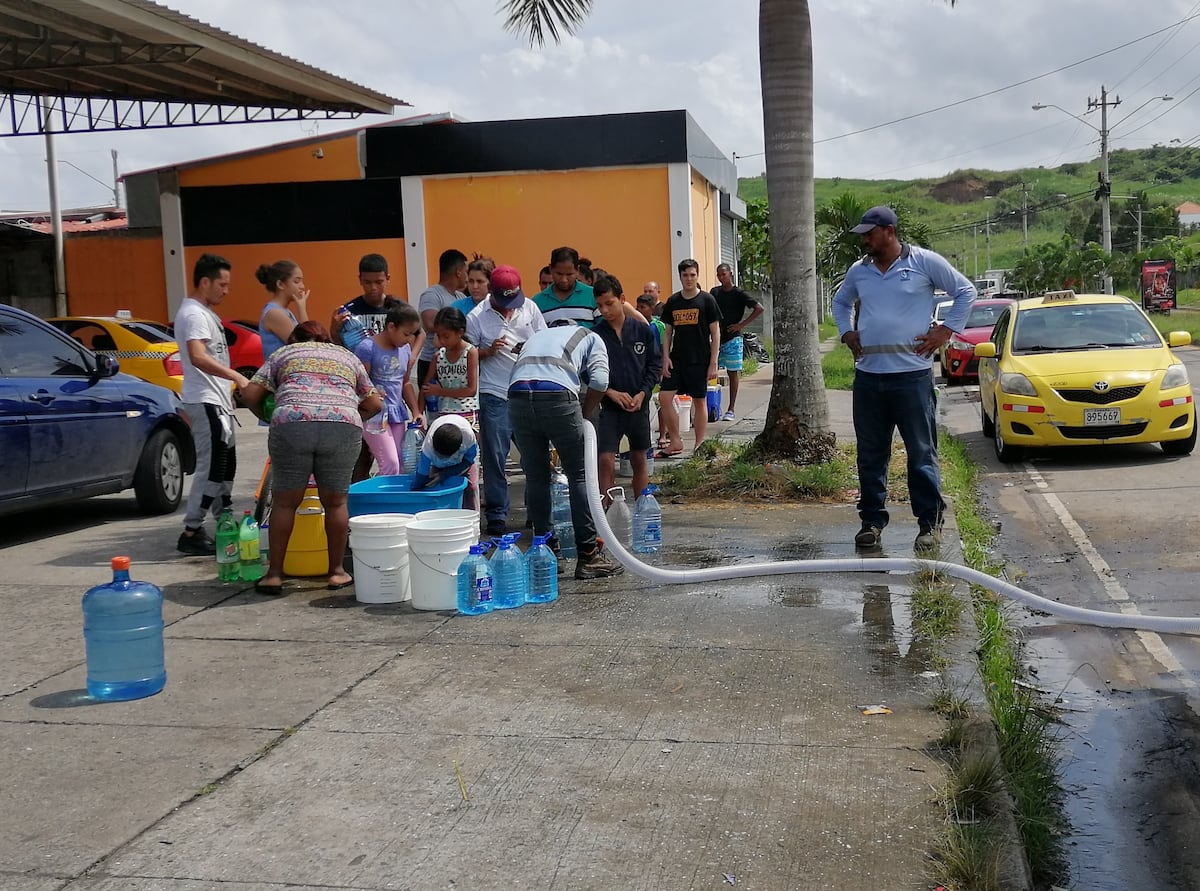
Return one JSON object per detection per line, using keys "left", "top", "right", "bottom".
{"left": 134, "top": 429, "right": 185, "bottom": 513}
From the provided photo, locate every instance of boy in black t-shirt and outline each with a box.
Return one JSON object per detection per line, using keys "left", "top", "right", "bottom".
{"left": 658, "top": 258, "right": 721, "bottom": 456}
{"left": 593, "top": 274, "right": 661, "bottom": 505}
{"left": 712, "top": 262, "right": 764, "bottom": 421}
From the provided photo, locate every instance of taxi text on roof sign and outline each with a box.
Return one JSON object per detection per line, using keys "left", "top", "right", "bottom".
{"left": 1041, "top": 290, "right": 1078, "bottom": 303}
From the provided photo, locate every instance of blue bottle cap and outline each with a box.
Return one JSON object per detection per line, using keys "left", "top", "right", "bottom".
{"left": 641, "top": 484, "right": 659, "bottom": 496}
{"left": 533, "top": 533, "right": 549, "bottom": 547}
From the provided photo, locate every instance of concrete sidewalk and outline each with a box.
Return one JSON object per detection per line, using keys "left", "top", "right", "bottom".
{"left": 0, "top": 361, "right": 971, "bottom": 891}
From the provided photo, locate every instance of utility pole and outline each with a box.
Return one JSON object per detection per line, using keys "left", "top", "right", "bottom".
{"left": 1089, "top": 85, "right": 1120, "bottom": 294}
{"left": 985, "top": 211, "right": 992, "bottom": 270}
{"left": 110, "top": 149, "right": 120, "bottom": 208}
{"left": 1021, "top": 181, "right": 1030, "bottom": 248}
{"left": 973, "top": 225, "right": 979, "bottom": 278}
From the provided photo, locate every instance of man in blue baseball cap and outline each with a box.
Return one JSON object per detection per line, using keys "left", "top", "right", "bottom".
{"left": 832, "top": 205, "right": 976, "bottom": 554}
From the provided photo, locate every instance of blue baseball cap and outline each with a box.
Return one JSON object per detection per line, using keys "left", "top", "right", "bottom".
{"left": 850, "top": 205, "right": 898, "bottom": 234}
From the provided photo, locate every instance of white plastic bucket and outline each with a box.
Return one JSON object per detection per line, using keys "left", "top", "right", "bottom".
{"left": 414, "top": 508, "right": 480, "bottom": 535}
{"left": 406, "top": 516, "right": 479, "bottom": 610}
{"left": 674, "top": 395, "right": 693, "bottom": 432}
{"left": 348, "top": 513, "right": 415, "bottom": 604}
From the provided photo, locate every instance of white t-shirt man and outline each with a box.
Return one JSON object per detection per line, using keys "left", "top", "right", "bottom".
{"left": 175, "top": 297, "right": 233, "bottom": 410}
{"left": 465, "top": 298, "right": 546, "bottom": 400}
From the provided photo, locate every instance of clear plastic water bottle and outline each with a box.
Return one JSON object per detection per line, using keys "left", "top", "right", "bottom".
{"left": 526, "top": 533, "right": 559, "bottom": 604}
{"left": 490, "top": 533, "right": 528, "bottom": 609}
{"left": 215, "top": 509, "right": 240, "bottom": 582}
{"left": 401, "top": 422, "right": 424, "bottom": 475}
{"left": 632, "top": 484, "right": 663, "bottom": 554}
{"left": 550, "top": 470, "right": 576, "bottom": 559}
{"left": 82, "top": 556, "right": 166, "bottom": 701}
{"left": 337, "top": 307, "right": 368, "bottom": 351}
{"left": 456, "top": 542, "right": 494, "bottom": 616}
{"left": 605, "top": 486, "right": 632, "bottom": 550}
{"left": 238, "top": 510, "right": 264, "bottom": 581}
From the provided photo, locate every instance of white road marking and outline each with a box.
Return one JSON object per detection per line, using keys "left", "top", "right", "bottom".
{"left": 1023, "top": 462, "right": 1197, "bottom": 694}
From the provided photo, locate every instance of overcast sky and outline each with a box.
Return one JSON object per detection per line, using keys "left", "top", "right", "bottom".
{"left": 3, "top": 0, "right": 1200, "bottom": 212}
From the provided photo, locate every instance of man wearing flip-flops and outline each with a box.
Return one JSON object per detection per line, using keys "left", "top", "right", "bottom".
{"left": 656, "top": 258, "right": 721, "bottom": 458}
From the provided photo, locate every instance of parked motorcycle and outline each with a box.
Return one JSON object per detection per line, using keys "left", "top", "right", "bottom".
{"left": 741, "top": 331, "right": 770, "bottom": 363}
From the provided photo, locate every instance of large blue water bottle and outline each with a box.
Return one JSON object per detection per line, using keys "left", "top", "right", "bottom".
{"left": 550, "top": 471, "right": 576, "bottom": 558}
{"left": 526, "top": 533, "right": 559, "bottom": 604}
{"left": 401, "top": 422, "right": 424, "bottom": 475}
{"left": 456, "top": 542, "right": 494, "bottom": 616}
{"left": 338, "top": 307, "right": 368, "bottom": 351}
{"left": 632, "top": 484, "right": 663, "bottom": 554}
{"left": 490, "top": 533, "right": 528, "bottom": 609}
{"left": 82, "top": 556, "right": 166, "bottom": 701}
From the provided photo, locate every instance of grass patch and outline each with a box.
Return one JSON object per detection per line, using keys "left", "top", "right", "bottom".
{"left": 910, "top": 568, "right": 964, "bottom": 642}
{"left": 742, "top": 355, "right": 759, "bottom": 377}
{"left": 1152, "top": 310, "right": 1200, "bottom": 344}
{"left": 939, "top": 433, "right": 1068, "bottom": 887}
{"left": 821, "top": 344, "right": 856, "bottom": 390}
{"left": 818, "top": 317, "right": 839, "bottom": 342}
{"left": 656, "top": 439, "right": 909, "bottom": 504}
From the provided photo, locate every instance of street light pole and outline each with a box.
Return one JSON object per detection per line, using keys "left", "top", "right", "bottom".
{"left": 1090, "top": 86, "right": 1119, "bottom": 294}
{"left": 1033, "top": 89, "right": 1170, "bottom": 294}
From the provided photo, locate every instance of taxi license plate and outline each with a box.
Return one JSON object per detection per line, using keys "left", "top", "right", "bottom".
{"left": 1084, "top": 408, "right": 1121, "bottom": 426}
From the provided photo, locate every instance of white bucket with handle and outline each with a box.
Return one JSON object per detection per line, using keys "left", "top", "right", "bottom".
{"left": 406, "top": 515, "right": 479, "bottom": 610}
{"left": 348, "top": 513, "right": 415, "bottom": 604}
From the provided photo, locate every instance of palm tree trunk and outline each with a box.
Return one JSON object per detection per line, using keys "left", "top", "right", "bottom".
{"left": 755, "top": 0, "right": 835, "bottom": 462}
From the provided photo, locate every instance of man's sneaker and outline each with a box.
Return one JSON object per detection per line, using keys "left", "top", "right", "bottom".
{"left": 722, "top": 410, "right": 736, "bottom": 421}
{"left": 854, "top": 525, "right": 882, "bottom": 549}
{"left": 177, "top": 528, "right": 215, "bottom": 556}
{"left": 575, "top": 543, "right": 625, "bottom": 579}
{"left": 485, "top": 519, "right": 506, "bottom": 536}
{"left": 914, "top": 525, "right": 942, "bottom": 554}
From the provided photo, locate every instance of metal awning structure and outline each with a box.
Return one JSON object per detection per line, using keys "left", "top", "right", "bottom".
{"left": 0, "top": 0, "right": 405, "bottom": 136}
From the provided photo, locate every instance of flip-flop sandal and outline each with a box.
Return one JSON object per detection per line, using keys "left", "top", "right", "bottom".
{"left": 327, "top": 578, "right": 355, "bottom": 591}
{"left": 254, "top": 581, "right": 284, "bottom": 596}
{"left": 654, "top": 448, "right": 684, "bottom": 459}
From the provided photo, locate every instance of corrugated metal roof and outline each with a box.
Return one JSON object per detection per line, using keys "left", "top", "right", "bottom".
{"left": 0, "top": 0, "right": 403, "bottom": 116}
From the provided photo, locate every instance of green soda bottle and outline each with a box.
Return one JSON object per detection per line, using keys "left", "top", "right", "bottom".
{"left": 238, "top": 510, "right": 264, "bottom": 581}
{"left": 215, "top": 509, "right": 240, "bottom": 582}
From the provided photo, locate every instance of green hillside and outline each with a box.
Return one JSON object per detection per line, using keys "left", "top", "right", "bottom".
{"left": 738, "top": 146, "right": 1200, "bottom": 273}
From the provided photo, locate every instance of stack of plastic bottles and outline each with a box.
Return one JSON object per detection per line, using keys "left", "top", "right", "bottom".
{"left": 454, "top": 533, "right": 559, "bottom": 615}
{"left": 215, "top": 508, "right": 266, "bottom": 582}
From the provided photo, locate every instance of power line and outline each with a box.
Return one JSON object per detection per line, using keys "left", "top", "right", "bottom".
{"left": 813, "top": 9, "right": 1200, "bottom": 146}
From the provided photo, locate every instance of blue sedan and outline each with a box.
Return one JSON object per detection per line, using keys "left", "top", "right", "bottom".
{"left": 0, "top": 304, "right": 196, "bottom": 517}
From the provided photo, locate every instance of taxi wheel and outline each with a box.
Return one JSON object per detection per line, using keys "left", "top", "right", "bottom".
{"left": 1161, "top": 414, "right": 1197, "bottom": 456}
{"left": 993, "top": 420, "right": 1025, "bottom": 464}
{"left": 134, "top": 428, "right": 185, "bottom": 513}
{"left": 980, "top": 399, "right": 995, "bottom": 438}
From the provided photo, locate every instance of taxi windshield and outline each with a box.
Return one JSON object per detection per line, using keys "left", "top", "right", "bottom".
{"left": 1012, "top": 304, "right": 1161, "bottom": 352}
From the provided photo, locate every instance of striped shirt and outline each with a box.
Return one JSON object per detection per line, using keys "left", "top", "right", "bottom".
{"left": 533, "top": 281, "right": 598, "bottom": 329}
{"left": 509, "top": 325, "right": 609, "bottom": 395}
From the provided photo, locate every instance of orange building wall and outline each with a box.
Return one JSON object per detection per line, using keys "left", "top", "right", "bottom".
{"left": 690, "top": 170, "right": 719, "bottom": 288}
{"left": 422, "top": 167, "right": 673, "bottom": 294}
{"left": 65, "top": 233, "right": 167, "bottom": 319}
{"left": 178, "top": 133, "right": 361, "bottom": 187}
{"left": 181, "top": 239, "right": 407, "bottom": 323}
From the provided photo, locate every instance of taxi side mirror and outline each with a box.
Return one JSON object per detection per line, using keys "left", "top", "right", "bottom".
{"left": 974, "top": 342, "right": 997, "bottom": 359}
{"left": 1167, "top": 331, "right": 1192, "bottom": 348}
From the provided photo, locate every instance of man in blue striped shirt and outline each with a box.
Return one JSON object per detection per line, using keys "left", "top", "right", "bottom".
{"left": 508, "top": 321, "right": 624, "bottom": 579}
{"left": 832, "top": 205, "right": 976, "bottom": 553}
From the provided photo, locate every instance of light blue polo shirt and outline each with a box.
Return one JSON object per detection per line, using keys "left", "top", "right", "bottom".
{"left": 832, "top": 244, "right": 976, "bottom": 374}
{"left": 533, "top": 281, "right": 598, "bottom": 329}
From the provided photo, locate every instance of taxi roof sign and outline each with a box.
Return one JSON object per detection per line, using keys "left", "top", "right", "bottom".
{"left": 1041, "top": 290, "right": 1078, "bottom": 303}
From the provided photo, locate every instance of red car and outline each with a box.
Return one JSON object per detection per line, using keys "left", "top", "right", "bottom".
{"left": 939, "top": 298, "right": 1015, "bottom": 385}
{"left": 224, "top": 319, "right": 265, "bottom": 378}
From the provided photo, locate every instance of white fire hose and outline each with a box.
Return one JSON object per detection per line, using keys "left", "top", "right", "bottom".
{"left": 581, "top": 423, "right": 1200, "bottom": 634}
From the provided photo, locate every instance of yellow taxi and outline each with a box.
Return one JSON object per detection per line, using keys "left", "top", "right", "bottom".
{"left": 974, "top": 290, "right": 1195, "bottom": 462}
{"left": 46, "top": 315, "right": 183, "bottom": 395}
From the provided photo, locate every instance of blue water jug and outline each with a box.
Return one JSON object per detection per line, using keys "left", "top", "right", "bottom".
{"left": 338, "top": 308, "right": 368, "bottom": 351}
{"left": 490, "top": 533, "right": 528, "bottom": 609}
{"left": 82, "top": 556, "right": 166, "bottom": 701}
{"left": 632, "top": 485, "right": 663, "bottom": 554}
{"left": 526, "top": 533, "right": 559, "bottom": 604}
{"left": 456, "top": 542, "right": 494, "bottom": 616}
{"left": 401, "top": 422, "right": 424, "bottom": 475}
{"left": 550, "top": 471, "right": 576, "bottom": 559}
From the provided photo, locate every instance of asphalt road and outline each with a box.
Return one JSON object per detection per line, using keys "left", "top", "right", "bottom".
{"left": 938, "top": 345, "right": 1200, "bottom": 890}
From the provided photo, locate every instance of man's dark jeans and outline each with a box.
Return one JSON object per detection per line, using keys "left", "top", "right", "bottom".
{"left": 508, "top": 390, "right": 597, "bottom": 553}
{"left": 852, "top": 368, "right": 944, "bottom": 530}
